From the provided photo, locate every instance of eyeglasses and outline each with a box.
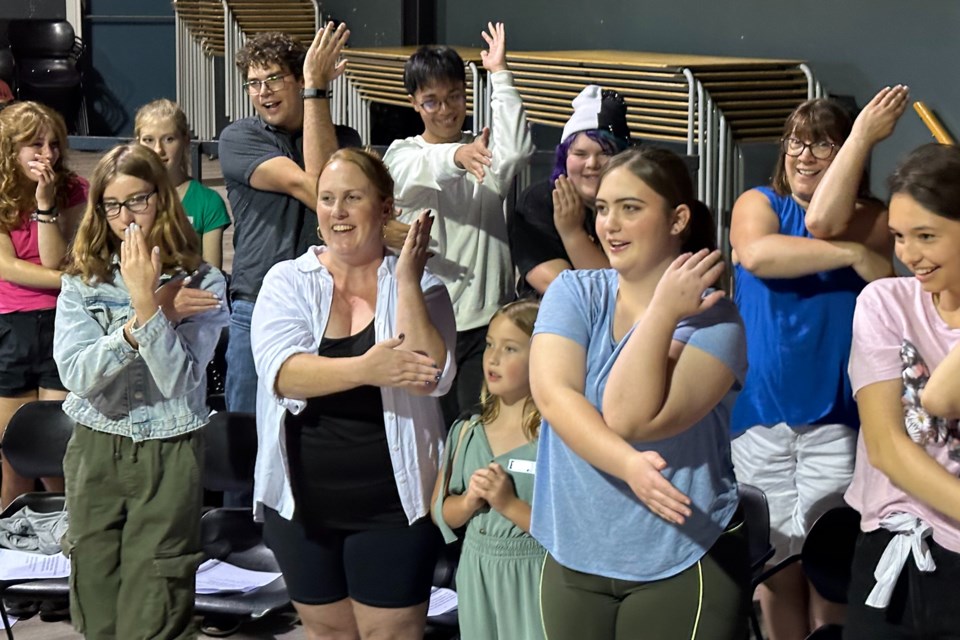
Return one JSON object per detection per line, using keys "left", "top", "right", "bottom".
{"left": 417, "top": 92, "right": 467, "bottom": 114}
{"left": 98, "top": 191, "right": 157, "bottom": 219}
{"left": 781, "top": 137, "right": 837, "bottom": 160}
{"left": 242, "top": 73, "right": 293, "bottom": 95}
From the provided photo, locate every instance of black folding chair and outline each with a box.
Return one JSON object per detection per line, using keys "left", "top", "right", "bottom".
{"left": 0, "top": 400, "right": 74, "bottom": 639}
{"left": 197, "top": 412, "right": 289, "bottom": 636}
{"left": 738, "top": 483, "right": 776, "bottom": 640}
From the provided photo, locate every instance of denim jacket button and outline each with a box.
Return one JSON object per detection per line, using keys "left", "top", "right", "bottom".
{"left": 133, "top": 391, "right": 144, "bottom": 400}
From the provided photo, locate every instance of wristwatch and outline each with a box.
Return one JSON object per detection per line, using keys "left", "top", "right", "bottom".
{"left": 302, "top": 87, "right": 333, "bottom": 100}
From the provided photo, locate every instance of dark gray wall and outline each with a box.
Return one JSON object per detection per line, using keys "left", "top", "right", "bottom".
{"left": 436, "top": 0, "right": 959, "bottom": 196}
{"left": 85, "top": 0, "right": 175, "bottom": 136}
{"left": 321, "top": 0, "right": 404, "bottom": 47}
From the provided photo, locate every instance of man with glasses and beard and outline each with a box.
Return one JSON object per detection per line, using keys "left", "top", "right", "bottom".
{"left": 218, "top": 24, "right": 350, "bottom": 418}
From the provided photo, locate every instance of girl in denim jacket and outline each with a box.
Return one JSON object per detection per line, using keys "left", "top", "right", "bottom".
{"left": 53, "top": 144, "right": 228, "bottom": 640}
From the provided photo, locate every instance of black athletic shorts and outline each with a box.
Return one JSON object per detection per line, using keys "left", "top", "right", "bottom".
{"left": 0, "top": 309, "right": 65, "bottom": 396}
{"left": 262, "top": 506, "right": 441, "bottom": 608}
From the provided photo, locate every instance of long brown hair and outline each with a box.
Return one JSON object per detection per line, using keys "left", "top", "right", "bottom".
{"left": 479, "top": 299, "right": 541, "bottom": 441}
{"left": 66, "top": 144, "right": 201, "bottom": 284}
{"left": 0, "top": 101, "right": 76, "bottom": 233}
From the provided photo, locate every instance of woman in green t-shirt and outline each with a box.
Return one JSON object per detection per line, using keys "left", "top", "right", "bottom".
{"left": 135, "top": 99, "right": 231, "bottom": 269}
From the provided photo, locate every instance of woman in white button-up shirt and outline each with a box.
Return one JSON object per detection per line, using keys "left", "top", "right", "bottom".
{"left": 251, "top": 147, "right": 456, "bottom": 640}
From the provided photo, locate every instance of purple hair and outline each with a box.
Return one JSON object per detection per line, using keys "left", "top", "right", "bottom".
{"left": 550, "top": 130, "right": 629, "bottom": 183}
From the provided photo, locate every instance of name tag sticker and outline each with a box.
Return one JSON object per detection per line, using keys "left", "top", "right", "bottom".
{"left": 507, "top": 459, "right": 536, "bottom": 475}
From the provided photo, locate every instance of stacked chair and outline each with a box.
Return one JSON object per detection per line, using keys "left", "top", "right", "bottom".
{"left": 6, "top": 19, "right": 89, "bottom": 134}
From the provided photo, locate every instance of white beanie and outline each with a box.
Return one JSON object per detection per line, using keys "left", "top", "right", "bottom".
{"left": 561, "top": 85, "right": 631, "bottom": 145}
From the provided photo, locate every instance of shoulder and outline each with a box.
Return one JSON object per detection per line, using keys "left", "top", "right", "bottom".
{"left": 189, "top": 180, "right": 225, "bottom": 203}
{"left": 517, "top": 180, "right": 554, "bottom": 213}
{"left": 219, "top": 118, "right": 272, "bottom": 149}
{"left": 857, "top": 277, "right": 916, "bottom": 316}
{"left": 733, "top": 187, "right": 777, "bottom": 213}
{"left": 262, "top": 255, "right": 308, "bottom": 289}
{"left": 383, "top": 136, "right": 425, "bottom": 161}
{"left": 540, "top": 269, "right": 615, "bottom": 318}
{"left": 65, "top": 175, "right": 90, "bottom": 205}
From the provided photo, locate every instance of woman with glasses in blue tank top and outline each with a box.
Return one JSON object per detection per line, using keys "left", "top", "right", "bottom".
{"left": 728, "top": 85, "right": 907, "bottom": 640}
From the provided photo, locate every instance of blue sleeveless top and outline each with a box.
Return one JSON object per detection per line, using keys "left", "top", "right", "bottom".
{"left": 731, "top": 186, "right": 863, "bottom": 436}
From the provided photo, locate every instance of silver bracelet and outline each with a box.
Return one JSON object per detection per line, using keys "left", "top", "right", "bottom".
{"left": 31, "top": 208, "right": 59, "bottom": 224}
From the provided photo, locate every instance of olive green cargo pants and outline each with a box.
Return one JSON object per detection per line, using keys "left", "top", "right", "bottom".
{"left": 62, "top": 425, "right": 204, "bottom": 640}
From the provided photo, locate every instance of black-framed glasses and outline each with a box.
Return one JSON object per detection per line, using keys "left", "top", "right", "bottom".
{"left": 242, "top": 73, "right": 293, "bottom": 95}
{"left": 781, "top": 137, "right": 837, "bottom": 160}
{"left": 417, "top": 92, "right": 466, "bottom": 114}
{"left": 98, "top": 191, "right": 157, "bottom": 219}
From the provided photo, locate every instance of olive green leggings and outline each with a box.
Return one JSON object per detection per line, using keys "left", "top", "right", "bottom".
{"left": 539, "top": 518, "right": 751, "bottom": 640}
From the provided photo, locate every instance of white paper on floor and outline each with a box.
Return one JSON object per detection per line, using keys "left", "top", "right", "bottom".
{"left": 0, "top": 549, "right": 281, "bottom": 597}
{"left": 428, "top": 587, "right": 458, "bottom": 616}
{"left": 0, "top": 549, "right": 70, "bottom": 580}
{"left": 195, "top": 559, "right": 281, "bottom": 594}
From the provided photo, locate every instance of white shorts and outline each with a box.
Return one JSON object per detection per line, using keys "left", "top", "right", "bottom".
{"left": 732, "top": 422, "right": 856, "bottom": 564}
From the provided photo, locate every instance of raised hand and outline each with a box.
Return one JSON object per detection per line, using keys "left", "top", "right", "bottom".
{"left": 155, "top": 276, "right": 222, "bottom": 323}
{"left": 480, "top": 22, "right": 507, "bottom": 73}
{"left": 119, "top": 223, "right": 162, "bottom": 306}
{"left": 454, "top": 127, "right": 492, "bottom": 183}
{"left": 650, "top": 249, "right": 726, "bottom": 323}
{"left": 304, "top": 21, "right": 350, "bottom": 87}
{"left": 850, "top": 84, "right": 909, "bottom": 146}
{"left": 29, "top": 156, "right": 57, "bottom": 211}
{"left": 624, "top": 450, "right": 691, "bottom": 525}
{"left": 552, "top": 175, "right": 586, "bottom": 237}
{"left": 396, "top": 210, "right": 434, "bottom": 284}
{"left": 471, "top": 463, "right": 517, "bottom": 512}
{"left": 360, "top": 334, "right": 442, "bottom": 390}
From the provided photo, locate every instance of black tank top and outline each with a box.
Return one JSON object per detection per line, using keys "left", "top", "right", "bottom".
{"left": 285, "top": 320, "right": 407, "bottom": 532}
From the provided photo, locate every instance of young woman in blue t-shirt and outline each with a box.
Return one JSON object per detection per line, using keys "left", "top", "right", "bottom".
{"left": 530, "top": 147, "right": 750, "bottom": 638}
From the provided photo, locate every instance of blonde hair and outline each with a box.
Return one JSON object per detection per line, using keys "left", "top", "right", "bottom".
{"left": 66, "top": 144, "right": 200, "bottom": 284}
{"left": 0, "top": 101, "right": 76, "bottom": 233}
{"left": 479, "top": 299, "right": 542, "bottom": 441}
{"left": 134, "top": 99, "right": 191, "bottom": 177}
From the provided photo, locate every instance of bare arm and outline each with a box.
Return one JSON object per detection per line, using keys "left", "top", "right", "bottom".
{"left": 806, "top": 85, "right": 909, "bottom": 238}
{"left": 531, "top": 332, "right": 692, "bottom": 523}
{"left": 394, "top": 213, "right": 447, "bottom": 396}
{"left": 920, "top": 343, "right": 960, "bottom": 419}
{"left": 302, "top": 22, "right": 349, "bottom": 183}
{"left": 249, "top": 156, "right": 320, "bottom": 211}
{"left": 858, "top": 380, "right": 960, "bottom": 522}
{"left": 201, "top": 228, "right": 224, "bottom": 270}
{"left": 525, "top": 258, "right": 573, "bottom": 295}
{"left": 0, "top": 231, "right": 62, "bottom": 289}
{"left": 731, "top": 189, "right": 859, "bottom": 278}
{"left": 602, "top": 251, "right": 735, "bottom": 442}
{"left": 36, "top": 213, "right": 68, "bottom": 268}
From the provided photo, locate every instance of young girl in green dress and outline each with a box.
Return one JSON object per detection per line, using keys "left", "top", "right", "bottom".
{"left": 431, "top": 298, "right": 545, "bottom": 640}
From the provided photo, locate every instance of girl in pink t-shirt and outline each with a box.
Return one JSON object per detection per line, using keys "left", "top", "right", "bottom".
{"left": 845, "top": 143, "right": 960, "bottom": 638}
{"left": 0, "top": 102, "right": 88, "bottom": 508}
